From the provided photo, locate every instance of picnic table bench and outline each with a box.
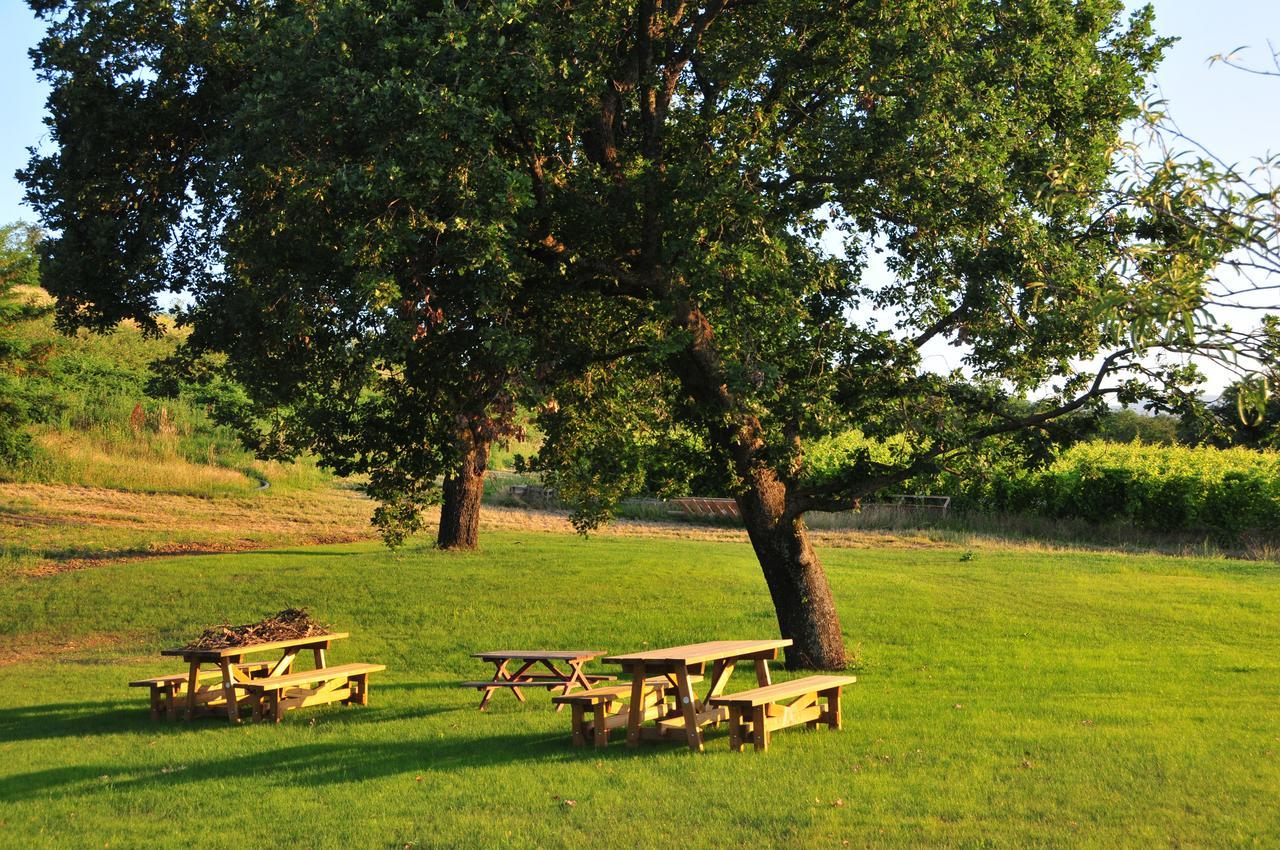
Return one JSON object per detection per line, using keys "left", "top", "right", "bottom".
{"left": 604, "top": 639, "right": 792, "bottom": 752}
{"left": 157, "top": 633, "right": 348, "bottom": 722}
{"left": 710, "top": 674, "right": 856, "bottom": 751}
{"left": 462, "top": 650, "right": 615, "bottom": 710}
{"left": 242, "top": 662, "right": 386, "bottom": 723}
{"left": 129, "top": 662, "right": 271, "bottom": 720}
{"left": 553, "top": 674, "right": 704, "bottom": 748}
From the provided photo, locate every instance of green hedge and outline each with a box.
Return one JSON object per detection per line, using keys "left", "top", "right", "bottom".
{"left": 951, "top": 441, "right": 1280, "bottom": 539}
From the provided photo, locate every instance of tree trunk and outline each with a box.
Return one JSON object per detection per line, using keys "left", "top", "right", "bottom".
{"left": 437, "top": 432, "right": 490, "bottom": 550}
{"left": 669, "top": 297, "right": 847, "bottom": 670}
{"left": 736, "top": 480, "right": 848, "bottom": 671}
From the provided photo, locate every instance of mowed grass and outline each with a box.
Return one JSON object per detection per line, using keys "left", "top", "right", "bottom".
{"left": 0, "top": 531, "right": 1278, "bottom": 848}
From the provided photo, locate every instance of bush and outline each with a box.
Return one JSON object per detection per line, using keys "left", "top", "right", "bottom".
{"left": 944, "top": 441, "right": 1280, "bottom": 541}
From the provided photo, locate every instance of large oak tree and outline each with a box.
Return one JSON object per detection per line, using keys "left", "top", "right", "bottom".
{"left": 426, "top": 0, "right": 1271, "bottom": 668}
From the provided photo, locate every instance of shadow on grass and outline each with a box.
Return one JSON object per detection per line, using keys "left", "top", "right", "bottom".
{"left": 0, "top": 698, "right": 154, "bottom": 743}
{"left": 0, "top": 729, "right": 614, "bottom": 802}
{"left": 0, "top": 693, "right": 466, "bottom": 744}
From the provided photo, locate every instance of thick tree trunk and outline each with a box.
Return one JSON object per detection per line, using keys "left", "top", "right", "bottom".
{"left": 736, "top": 478, "right": 848, "bottom": 671}
{"left": 437, "top": 432, "right": 490, "bottom": 550}
{"left": 669, "top": 297, "right": 847, "bottom": 670}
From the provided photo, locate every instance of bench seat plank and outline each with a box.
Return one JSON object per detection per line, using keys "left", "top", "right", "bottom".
{"left": 710, "top": 675, "right": 856, "bottom": 752}
{"left": 129, "top": 662, "right": 270, "bottom": 688}
{"left": 708, "top": 675, "right": 856, "bottom": 707}
{"left": 241, "top": 662, "right": 385, "bottom": 693}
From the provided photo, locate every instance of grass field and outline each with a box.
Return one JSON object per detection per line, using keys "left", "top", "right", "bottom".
{"left": 1, "top": 526, "right": 1278, "bottom": 848}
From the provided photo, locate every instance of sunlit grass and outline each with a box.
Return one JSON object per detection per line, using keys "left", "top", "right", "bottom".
{"left": 0, "top": 530, "right": 1277, "bottom": 848}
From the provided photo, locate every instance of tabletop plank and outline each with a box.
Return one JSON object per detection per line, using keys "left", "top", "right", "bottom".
{"left": 603, "top": 639, "right": 792, "bottom": 667}
{"left": 471, "top": 650, "right": 605, "bottom": 662}
{"left": 160, "top": 632, "right": 349, "bottom": 659}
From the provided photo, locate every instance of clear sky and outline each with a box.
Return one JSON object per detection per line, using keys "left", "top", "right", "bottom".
{"left": 2, "top": 2, "right": 1277, "bottom": 390}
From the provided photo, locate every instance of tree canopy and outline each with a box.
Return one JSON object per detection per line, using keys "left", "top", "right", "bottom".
{"left": 23, "top": 0, "right": 1278, "bottom": 667}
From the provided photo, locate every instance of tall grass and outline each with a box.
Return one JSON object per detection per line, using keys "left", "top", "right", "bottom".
{"left": 2, "top": 296, "right": 329, "bottom": 495}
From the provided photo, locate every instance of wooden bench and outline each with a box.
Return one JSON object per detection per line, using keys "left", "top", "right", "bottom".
{"left": 553, "top": 675, "right": 703, "bottom": 748}
{"left": 240, "top": 663, "right": 386, "bottom": 723}
{"left": 709, "top": 675, "right": 856, "bottom": 751}
{"left": 129, "top": 662, "right": 270, "bottom": 720}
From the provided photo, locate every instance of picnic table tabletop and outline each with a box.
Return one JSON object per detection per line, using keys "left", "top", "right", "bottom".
{"left": 603, "top": 638, "right": 791, "bottom": 667}
{"left": 159, "top": 633, "right": 348, "bottom": 722}
{"left": 471, "top": 649, "right": 604, "bottom": 662}
{"left": 604, "top": 638, "right": 794, "bottom": 752}
{"left": 161, "top": 632, "right": 348, "bottom": 661}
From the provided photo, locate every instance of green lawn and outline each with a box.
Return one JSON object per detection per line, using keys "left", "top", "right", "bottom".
{"left": 1, "top": 531, "right": 1277, "bottom": 848}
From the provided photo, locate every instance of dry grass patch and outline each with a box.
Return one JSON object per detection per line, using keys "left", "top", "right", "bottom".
{"left": 0, "top": 481, "right": 379, "bottom": 574}
{"left": 0, "top": 631, "right": 130, "bottom": 667}
{"left": 33, "top": 431, "right": 259, "bottom": 496}
{"left": 3, "top": 478, "right": 1104, "bottom": 582}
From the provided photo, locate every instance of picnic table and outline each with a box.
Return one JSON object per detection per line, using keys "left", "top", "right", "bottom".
{"left": 159, "top": 632, "right": 348, "bottom": 722}
{"left": 603, "top": 638, "right": 792, "bottom": 752}
{"left": 462, "top": 650, "right": 615, "bottom": 710}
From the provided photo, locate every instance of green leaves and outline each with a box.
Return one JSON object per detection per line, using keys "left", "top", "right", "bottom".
{"left": 20, "top": 0, "right": 1277, "bottom": 536}
{"left": 0, "top": 222, "right": 53, "bottom": 468}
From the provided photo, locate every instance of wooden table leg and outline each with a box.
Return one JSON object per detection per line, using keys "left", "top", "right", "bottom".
{"left": 165, "top": 681, "right": 181, "bottom": 721}
{"left": 752, "top": 705, "right": 770, "bottom": 751}
{"left": 754, "top": 656, "right": 773, "bottom": 686}
{"left": 728, "top": 707, "right": 745, "bottom": 752}
{"left": 675, "top": 666, "right": 704, "bottom": 753}
{"left": 554, "top": 660, "right": 597, "bottom": 713}
{"left": 540, "top": 660, "right": 574, "bottom": 712}
{"left": 184, "top": 661, "right": 201, "bottom": 721}
{"left": 593, "top": 704, "right": 610, "bottom": 748}
{"left": 625, "top": 663, "right": 647, "bottom": 747}
{"left": 219, "top": 658, "right": 241, "bottom": 723}
{"left": 823, "top": 686, "right": 842, "bottom": 730}
{"left": 704, "top": 659, "right": 737, "bottom": 728}
{"left": 478, "top": 659, "right": 536, "bottom": 709}
{"left": 313, "top": 646, "right": 327, "bottom": 669}
{"left": 478, "top": 660, "right": 509, "bottom": 710}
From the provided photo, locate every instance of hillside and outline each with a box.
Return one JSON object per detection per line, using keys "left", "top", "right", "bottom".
{"left": 1, "top": 286, "right": 332, "bottom": 496}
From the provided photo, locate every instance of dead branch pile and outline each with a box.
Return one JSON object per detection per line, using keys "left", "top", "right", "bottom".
{"left": 183, "top": 608, "right": 331, "bottom": 650}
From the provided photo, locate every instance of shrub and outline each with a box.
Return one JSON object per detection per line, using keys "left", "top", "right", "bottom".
{"left": 942, "top": 441, "right": 1280, "bottom": 541}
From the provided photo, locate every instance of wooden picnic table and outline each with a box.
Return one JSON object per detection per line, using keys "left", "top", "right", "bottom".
{"left": 464, "top": 650, "right": 614, "bottom": 710}
{"left": 160, "top": 633, "right": 348, "bottom": 722}
{"left": 603, "top": 638, "right": 793, "bottom": 752}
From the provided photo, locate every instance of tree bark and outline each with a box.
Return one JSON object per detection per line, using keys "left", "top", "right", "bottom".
{"left": 437, "top": 431, "right": 490, "bottom": 550}
{"left": 670, "top": 297, "right": 847, "bottom": 670}
{"left": 736, "top": 474, "right": 848, "bottom": 671}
